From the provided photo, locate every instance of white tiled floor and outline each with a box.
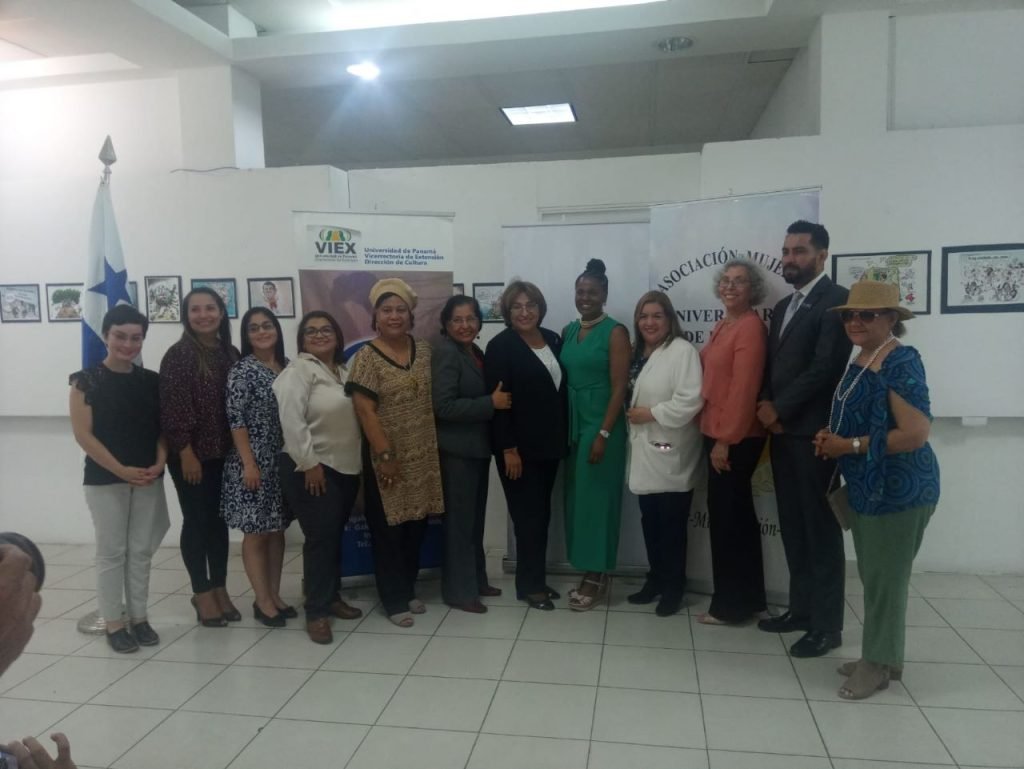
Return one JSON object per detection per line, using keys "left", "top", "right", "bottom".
{"left": 4, "top": 545, "right": 1024, "bottom": 769}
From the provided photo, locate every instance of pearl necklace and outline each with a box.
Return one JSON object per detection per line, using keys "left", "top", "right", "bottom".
{"left": 827, "top": 334, "right": 896, "bottom": 433}
{"left": 579, "top": 313, "right": 607, "bottom": 329}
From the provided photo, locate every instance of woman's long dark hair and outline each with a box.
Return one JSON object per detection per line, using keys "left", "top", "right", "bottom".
{"left": 180, "top": 286, "right": 236, "bottom": 374}
{"left": 297, "top": 310, "right": 346, "bottom": 365}
{"left": 240, "top": 307, "right": 287, "bottom": 367}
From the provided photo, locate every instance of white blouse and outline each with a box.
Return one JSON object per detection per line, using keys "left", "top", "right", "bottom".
{"left": 531, "top": 344, "right": 562, "bottom": 390}
{"left": 272, "top": 353, "right": 362, "bottom": 475}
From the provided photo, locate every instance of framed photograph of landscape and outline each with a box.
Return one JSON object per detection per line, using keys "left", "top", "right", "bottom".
{"left": 832, "top": 250, "right": 931, "bottom": 315}
{"left": 941, "top": 243, "right": 1024, "bottom": 314}
{"left": 145, "top": 275, "right": 182, "bottom": 323}
{"left": 473, "top": 282, "right": 504, "bottom": 323}
{"left": 45, "top": 283, "right": 84, "bottom": 321}
{"left": 191, "top": 278, "right": 238, "bottom": 318}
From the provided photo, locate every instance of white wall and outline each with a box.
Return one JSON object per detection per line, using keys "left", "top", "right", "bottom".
{"left": 749, "top": 22, "right": 821, "bottom": 139}
{"left": 891, "top": 9, "right": 1024, "bottom": 131}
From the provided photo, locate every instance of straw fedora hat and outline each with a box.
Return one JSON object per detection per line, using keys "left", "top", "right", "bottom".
{"left": 830, "top": 279, "right": 913, "bottom": 320}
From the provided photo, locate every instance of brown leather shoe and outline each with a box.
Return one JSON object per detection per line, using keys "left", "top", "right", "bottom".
{"left": 448, "top": 600, "right": 488, "bottom": 614}
{"left": 306, "top": 617, "right": 333, "bottom": 645}
{"left": 329, "top": 599, "right": 363, "bottom": 620}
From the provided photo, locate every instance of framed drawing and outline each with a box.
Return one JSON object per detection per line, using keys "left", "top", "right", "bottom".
{"left": 452, "top": 282, "right": 465, "bottom": 296}
{"left": 191, "top": 278, "right": 238, "bottom": 318}
{"left": 473, "top": 282, "right": 505, "bottom": 323}
{"left": 145, "top": 275, "right": 182, "bottom": 323}
{"left": 127, "top": 281, "right": 139, "bottom": 308}
{"left": 941, "top": 243, "right": 1024, "bottom": 314}
{"left": 832, "top": 250, "right": 931, "bottom": 315}
{"left": 248, "top": 277, "right": 295, "bottom": 318}
{"left": 46, "top": 283, "right": 84, "bottom": 321}
{"left": 0, "top": 284, "right": 41, "bottom": 323}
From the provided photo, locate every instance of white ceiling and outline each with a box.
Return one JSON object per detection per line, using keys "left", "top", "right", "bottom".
{"left": 2, "top": 0, "right": 1021, "bottom": 169}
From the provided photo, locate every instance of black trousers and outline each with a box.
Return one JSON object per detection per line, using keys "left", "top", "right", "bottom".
{"left": 168, "top": 457, "right": 228, "bottom": 594}
{"left": 770, "top": 433, "right": 846, "bottom": 633}
{"left": 279, "top": 455, "right": 359, "bottom": 621}
{"left": 440, "top": 452, "right": 490, "bottom": 605}
{"left": 705, "top": 435, "right": 768, "bottom": 622}
{"left": 361, "top": 460, "right": 428, "bottom": 617}
{"left": 496, "top": 455, "right": 560, "bottom": 598}
{"left": 638, "top": 491, "right": 693, "bottom": 601}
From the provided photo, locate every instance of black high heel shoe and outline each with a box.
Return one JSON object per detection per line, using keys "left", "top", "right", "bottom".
{"left": 191, "top": 596, "right": 227, "bottom": 628}
{"left": 253, "top": 602, "right": 286, "bottom": 628}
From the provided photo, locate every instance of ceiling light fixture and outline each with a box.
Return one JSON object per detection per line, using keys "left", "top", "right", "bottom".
{"left": 346, "top": 61, "right": 380, "bottom": 80}
{"left": 656, "top": 36, "right": 693, "bottom": 53}
{"left": 502, "top": 103, "right": 577, "bottom": 126}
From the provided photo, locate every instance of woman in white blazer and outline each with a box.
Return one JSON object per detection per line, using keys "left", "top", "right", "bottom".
{"left": 625, "top": 291, "right": 705, "bottom": 616}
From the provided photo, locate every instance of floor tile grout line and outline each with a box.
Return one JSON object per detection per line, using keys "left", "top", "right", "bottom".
{"left": 458, "top": 597, "right": 531, "bottom": 769}
{"left": 684, "top": 613, "right": 713, "bottom": 768}
{"left": 583, "top": 589, "right": 612, "bottom": 768}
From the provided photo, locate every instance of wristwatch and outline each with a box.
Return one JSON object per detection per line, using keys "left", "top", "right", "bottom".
{"left": 851, "top": 437, "right": 862, "bottom": 454}
{"left": 598, "top": 429, "right": 611, "bottom": 439}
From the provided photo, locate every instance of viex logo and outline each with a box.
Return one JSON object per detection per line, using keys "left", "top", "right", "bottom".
{"left": 315, "top": 227, "right": 360, "bottom": 258}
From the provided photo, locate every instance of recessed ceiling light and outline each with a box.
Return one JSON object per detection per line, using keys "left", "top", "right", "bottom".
{"left": 501, "top": 103, "right": 577, "bottom": 126}
{"left": 346, "top": 61, "right": 380, "bottom": 80}
{"left": 656, "top": 36, "right": 693, "bottom": 53}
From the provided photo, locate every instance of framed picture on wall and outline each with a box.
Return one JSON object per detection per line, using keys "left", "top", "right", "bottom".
{"left": 127, "top": 281, "right": 139, "bottom": 308}
{"left": 452, "top": 282, "right": 465, "bottom": 296}
{"left": 473, "top": 282, "right": 505, "bottom": 323}
{"left": 941, "top": 243, "right": 1024, "bottom": 314}
{"left": 0, "top": 284, "right": 41, "bottom": 323}
{"left": 45, "top": 283, "right": 84, "bottom": 322}
{"left": 145, "top": 275, "right": 182, "bottom": 323}
{"left": 191, "top": 278, "right": 238, "bottom": 318}
{"left": 832, "top": 250, "right": 931, "bottom": 315}
{"left": 247, "top": 277, "right": 295, "bottom": 318}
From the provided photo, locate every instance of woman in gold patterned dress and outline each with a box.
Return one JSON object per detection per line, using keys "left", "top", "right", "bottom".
{"left": 346, "top": 278, "right": 444, "bottom": 627}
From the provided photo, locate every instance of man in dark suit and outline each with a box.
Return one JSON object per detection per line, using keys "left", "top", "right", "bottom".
{"left": 756, "top": 220, "right": 852, "bottom": 657}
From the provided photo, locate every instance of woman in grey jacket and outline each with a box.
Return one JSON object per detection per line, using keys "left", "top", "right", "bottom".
{"left": 432, "top": 295, "right": 511, "bottom": 612}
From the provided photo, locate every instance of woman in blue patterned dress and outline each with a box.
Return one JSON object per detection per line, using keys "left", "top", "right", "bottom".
{"left": 813, "top": 281, "right": 939, "bottom": 700}
{"left": 221, "top": 307, "right": 292, "bottom": 627}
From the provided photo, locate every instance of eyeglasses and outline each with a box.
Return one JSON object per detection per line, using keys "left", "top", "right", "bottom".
{"left": 247, "top": 322, "right": 275, "bottom": 334}
{"left": 510, "top": 302, "right": 539, "bottom": 313}
{"left": 718, "top": 278, "right": 750, "bottom": 288}
{"left": 303, "top": 326, "right": 336, "bottom": 338}
{"left": 840, "top": 310, "right": 888, "bottom": 323}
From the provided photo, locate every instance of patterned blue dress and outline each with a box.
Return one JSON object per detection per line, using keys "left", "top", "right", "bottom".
{"left": 221, "top": 355, "right": 289, "bottom": 533}
{"left": 833, "top": 345, "right": 940, "bottom": 515}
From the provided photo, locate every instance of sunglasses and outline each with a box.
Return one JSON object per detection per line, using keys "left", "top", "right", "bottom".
{"left": 840, "top": 310, "right": 890, "bottom": 323}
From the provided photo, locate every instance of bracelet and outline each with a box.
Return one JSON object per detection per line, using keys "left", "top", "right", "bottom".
{"left": 598, "top": 429, "right": 611, "bottom": 439}
{"left": 373, "top": 450, "right": 394, "bottom": 463}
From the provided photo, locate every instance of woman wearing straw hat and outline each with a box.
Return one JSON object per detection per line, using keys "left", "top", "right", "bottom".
{"left": 346, "top": 278, "right": 444, "bottom": 628}
{"left": 813, "top": 280, "right": 940, "bottom": 700}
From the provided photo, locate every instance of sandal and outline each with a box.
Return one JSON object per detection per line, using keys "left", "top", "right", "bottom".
{"left": 568, "top": 576, "right": 609, "bottom": 612}
{"left": 696, "top": 612, "right": 729, "bottom": 626}
{"left": 838, "top": 661, "right": 890, "bottom": 700}
{"left": 838, "top": 659, "right": 903, "bottom": 681}
{"left": 408, "top": 599, "right": 426, "bottom": 615}
{"left": 388, "top": 611, "right": 415, "bottom": 628}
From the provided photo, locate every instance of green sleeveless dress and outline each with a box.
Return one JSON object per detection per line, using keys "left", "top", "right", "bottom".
{"left": 560, "top": 316, "right": 628, "bottom": 571}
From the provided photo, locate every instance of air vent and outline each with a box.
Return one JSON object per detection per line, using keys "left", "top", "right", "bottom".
{"left": 747, "top": 48, "right": 799, "bottom": 64}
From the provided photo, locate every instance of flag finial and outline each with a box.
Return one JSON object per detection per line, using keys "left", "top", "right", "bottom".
{"left": 99, "top": 136, "right": 116, "bottom": 182}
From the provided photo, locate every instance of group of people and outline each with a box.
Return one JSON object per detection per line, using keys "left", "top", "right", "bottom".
{"left": 68, "top": 219, "right": 940, "bottom": 701}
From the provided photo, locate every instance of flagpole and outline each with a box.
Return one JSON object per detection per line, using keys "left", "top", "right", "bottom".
{"left": 77, "top": 137, "right": 119, "bottom": 636}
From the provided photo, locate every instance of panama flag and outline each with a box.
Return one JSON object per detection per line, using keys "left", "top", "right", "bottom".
{"left": 82, "top": 137, "right": 133, "bottom": 367}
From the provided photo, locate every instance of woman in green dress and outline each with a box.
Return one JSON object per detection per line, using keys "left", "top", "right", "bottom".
{"left": 561, "top": 258, "right": 631, "bottom": 610}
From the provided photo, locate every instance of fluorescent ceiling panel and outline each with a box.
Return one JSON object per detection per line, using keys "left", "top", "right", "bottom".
{"left": 502, "top": 103, "right": 577, "bottom": 126}
{"left": 327, "top": 0, "right": 665, "bottom": 31}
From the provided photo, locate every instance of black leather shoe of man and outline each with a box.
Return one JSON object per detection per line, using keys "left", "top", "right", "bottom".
{"left": 106, "top": 628, "right": 140, "bottom": 654}
{"left": 789, "top": 630, "right": 842, "bottom": 658}
{"left": 757, "top": 610, "right": 810, "bottom": 634}
{"left": 627, "top": 583, "right": 661, "bottom": 605}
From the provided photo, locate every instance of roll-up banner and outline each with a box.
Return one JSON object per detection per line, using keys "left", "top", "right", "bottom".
{"left": 293, "top": 211, "right": 455, "bottom": 577}
{"left": 650, "top": 188, "right": 820, "bottom": 599}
